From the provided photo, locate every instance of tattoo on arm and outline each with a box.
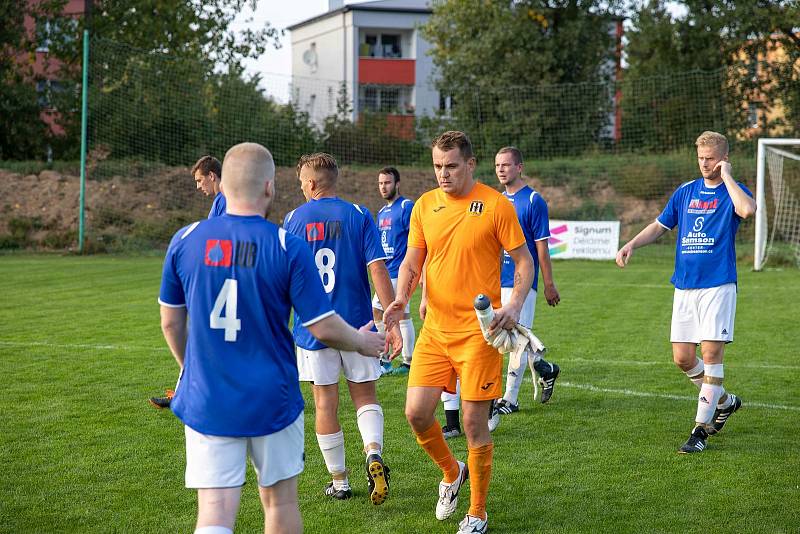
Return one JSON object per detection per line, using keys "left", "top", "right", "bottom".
{"left": 403, "top": 268, "right": 418, "bottom": 300}
{"left": 513, "top": 272, "right": 522, "bottom": 288}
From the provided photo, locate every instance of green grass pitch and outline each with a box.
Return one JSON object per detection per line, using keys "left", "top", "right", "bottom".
{"left": 0, "top": 253, "right": 798, "bottom": 533}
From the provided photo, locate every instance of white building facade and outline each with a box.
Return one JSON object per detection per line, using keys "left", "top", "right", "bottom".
{"left": 289, "top": 0, "right": 438, "bottom": 134}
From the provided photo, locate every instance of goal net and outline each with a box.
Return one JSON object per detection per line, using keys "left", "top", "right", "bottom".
{"left": 754, "top": 139, "right": 800, "bottom": 270}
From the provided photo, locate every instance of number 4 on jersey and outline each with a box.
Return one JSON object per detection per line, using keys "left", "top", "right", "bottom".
{"left": 210, "top": 278, "right": 241, "bottom": 342}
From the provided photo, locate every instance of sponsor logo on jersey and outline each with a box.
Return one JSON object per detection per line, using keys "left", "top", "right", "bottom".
{"left": 233, "top": 241, "right": 257, "bottom": 268}
{"left": 468, "top": 201, "right": 484, "bottom": 215}
{"left": 688, "top": 198, "right": 718, "bottom": 214}
{"left": 205, "top": 239, "right": 233, "bottom": 267}
{"left": 306, "top": 222, "right": 325, "bottom": 241}
{"left": 306, "top": 221, "right": 343, "bottom": 242}
{"left": 379, "top": 216, "right": 392, "bottom": 229}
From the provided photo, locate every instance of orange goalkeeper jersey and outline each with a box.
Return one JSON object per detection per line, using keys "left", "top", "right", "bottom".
{"left": 409, "top": 181, "right": 526, "bottom": 333}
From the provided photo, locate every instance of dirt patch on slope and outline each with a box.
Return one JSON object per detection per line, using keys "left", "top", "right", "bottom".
{"left": 0, "top": 166, "right": 656, "bottom": 250}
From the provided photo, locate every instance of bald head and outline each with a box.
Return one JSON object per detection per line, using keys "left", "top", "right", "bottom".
{"left": 221, "top": 143, "right": 276, "bottom": 216}
{"left": 221, "top": 143, "right": 276, "bottom": 201}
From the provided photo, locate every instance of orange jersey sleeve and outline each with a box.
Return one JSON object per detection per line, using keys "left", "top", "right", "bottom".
{"left": 414, "top": 182, "right": 525, "bottom": 332}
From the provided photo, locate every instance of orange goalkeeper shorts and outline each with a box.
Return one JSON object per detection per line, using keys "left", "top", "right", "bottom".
{"left": 408, "top": 326, "right": 502, "bottom": 401}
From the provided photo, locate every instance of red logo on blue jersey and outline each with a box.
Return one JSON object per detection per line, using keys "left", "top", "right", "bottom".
{"left": 688, "top": 198, "right": 718, "bottom": 210}
{"left": 379, "top": 216, "right": 392, "bottom": 229}
{"left": 306, "top": 222, "right": 324, "bottom": 241}
{"left": 205, "top": 240, "right": 232, "bottom": 266}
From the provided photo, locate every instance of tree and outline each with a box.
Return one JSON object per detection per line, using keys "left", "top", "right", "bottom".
{"left": 28, "top": 0, "right": 285, "bottom": 159}
{"left": 625, "top": 0, "right": 800, "bottom": 138}
{"left": 0, "top": 0, "right": 67, "bottom": 159}
{"left": 421, "top": 0, "right": 623, "bottom": 159}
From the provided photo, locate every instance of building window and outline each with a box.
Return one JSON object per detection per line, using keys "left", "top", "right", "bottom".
{"left": 748, "top": 102, "right": 759, "bottom": 129}
{"left": 381, "top": 35, "right": 401, "bottom": 58}
{"left": 364, "top": 87, "right": 378, "bottom": 110}
{"left": 358, "top": 85, "right": 412, "bottom": 114}
{"left": 439, "top": 93, "right": 454, "bottom": 114}
{"left": 36, "top": 80, "right": 64, "bottom": 109}
{"left": 359, "top": 32, "right": 403, "bottom": 58}
{"left": 36, "top": 17, "right": 79, "bottom": 53}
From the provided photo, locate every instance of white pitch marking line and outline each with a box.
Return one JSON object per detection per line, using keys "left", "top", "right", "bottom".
{"left": 3, "top": 340, "right": 799, "bottom": 411}
{"left": 0, "top": 340, "right": 166, "bottom": 351}
{"left": 2, "top": 340, "right": 798, "bottom": 370}
{"left": 558, "top": 381, "right": 800, "bottom": 412}
{"left": 561, "top": 356, "right": 800, "bottom": 371}
{"left": 570, "top": 282, "right": 782, "bottom": 291}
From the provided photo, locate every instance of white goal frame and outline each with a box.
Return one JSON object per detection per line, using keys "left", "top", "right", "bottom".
{"left": 754, "top": 138, "right": 800, "bottom": 271}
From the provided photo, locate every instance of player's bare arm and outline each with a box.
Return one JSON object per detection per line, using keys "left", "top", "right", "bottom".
{"left": 490, "top": 243, "right": 534, "bottom": 333}
{"left": 368, "top": 259, "right": 403, "bottom": 358}
{"left": 160, "top": 305, "right": 187, "bottom": 368}
{"left": 615, "top": 221, "right": 668, "bottom": 268}
{"left": 307, "top": 314, "right": 386, "bottom": 357}
{"left": 384, "top": 246, "right": 426, "bottom": 330}
{"left": 715, "top": 161, "right": 756, "bottom": 219}
{"left": 535, "top": 239, "right": 560, "bottom": 306}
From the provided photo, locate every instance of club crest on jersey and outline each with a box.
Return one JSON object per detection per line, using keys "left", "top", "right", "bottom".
{"left": 205, "top": 240, "right": 232, "bottom": 267}
{"left": 468, "top": 201, "right": 484, "bottom": 215}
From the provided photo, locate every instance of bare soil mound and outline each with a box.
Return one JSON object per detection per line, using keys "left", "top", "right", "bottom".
{"left": 0, "top": 166, "right": 653, "bottom": 250}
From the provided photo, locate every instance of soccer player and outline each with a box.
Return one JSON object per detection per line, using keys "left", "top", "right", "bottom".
{"left": 494, "top": 146, "right": 561, "bottom": 412}
{"left": 372, "top": 166, "right": 415, "bottom": 376}
{"left": 284, "top": 153, "right": 402, "bottom": 505}
{"left": 150, "top": 155, "right": 227, "bottom": 409}
{"left": 439, "top": 147, "right": 563, "bottom": 435}
{"left": 193, "top": 155, "right": 227, "bottom": 218}
{"left": 384, "top": 131, "right": 534, "bottom": 534}
{"left": 616, "top": 131, "right": 755, "bottom": 454}
{"left": 158, "top": 142, "right": 386, "bottom": 534}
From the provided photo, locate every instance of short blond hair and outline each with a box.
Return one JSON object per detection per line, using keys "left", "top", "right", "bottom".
{"left": 297, "top": 152, "right": 338, "bottom": 188}
{"left": 695, "top": 131, "right": 729, "bottom": 155}
{"left": 496, "top": 146, "right": 523, "bottom": 164}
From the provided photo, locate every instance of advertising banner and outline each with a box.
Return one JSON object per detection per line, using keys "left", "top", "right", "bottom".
{"left": 548, "top": 220, "right": 620, "bottom": 260}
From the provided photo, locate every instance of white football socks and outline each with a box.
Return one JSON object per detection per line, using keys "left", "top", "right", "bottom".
{"left": 317, "top": 430, "right": 347, "bottom": 483}
{"left": 399, "top": 319, "right": 415, "bottom": 365}
{"left": 195, "top": 527, "right": 232, "bottom": 534}
{"left": 685, "top": 358, "right": 705, "bottom": 389}
{"left": 356, "top": 404, "right": 384, "bottom": 455}
{"left": 503, "top": 348, "right": 529, "bottom": 405}
{"left": 695, "top": 363, "right": 724, "bottom": 425}
{"left": 441, "top": 380, "right": 461, "bottom": 410}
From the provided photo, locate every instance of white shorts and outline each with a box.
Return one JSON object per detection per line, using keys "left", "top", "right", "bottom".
{"left": 297, "top": 346, "right": 381, "bottom": 385}
{"left": 372, "top": 278, "right": 410, "bottom": 314}
{"left": 185, "top": 412, "right": 304, "bottom": 489}
{"left": 500, "top": 287, "right": 537, "bottom": 329}
{"left": 671, "top": 283, "right": 736, "bottom": 344}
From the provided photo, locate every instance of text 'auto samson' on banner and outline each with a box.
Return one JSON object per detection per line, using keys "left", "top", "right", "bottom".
{"left": 548, "top": 220, "right": 620, "bottom": 260}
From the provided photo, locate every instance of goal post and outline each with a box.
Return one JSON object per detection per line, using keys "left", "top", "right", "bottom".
{"left": 754, "top": 138, "right": 800, "bottom": 271}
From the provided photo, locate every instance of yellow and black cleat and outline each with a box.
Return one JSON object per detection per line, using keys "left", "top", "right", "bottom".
{"left": 366, "top": 454, "right": 390, "bottom": 505}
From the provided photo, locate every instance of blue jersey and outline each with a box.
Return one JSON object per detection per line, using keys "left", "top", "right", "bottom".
{"left": 376, "top": 196, "right": 413, "bottom": 278}
{"left": 657, "top": 178, "right": 753, "bottom": 289}
{"left": 208, "top": 192, "right": 226, "bottom": 218}
{"left": 159, "top": 214, "right": 333, "bottom": 437}
{"left": 284, "top": 197, "right": 386, "bottom": 350}
{"left": 501, "top": 186, "right": 551, "bottom": 291}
